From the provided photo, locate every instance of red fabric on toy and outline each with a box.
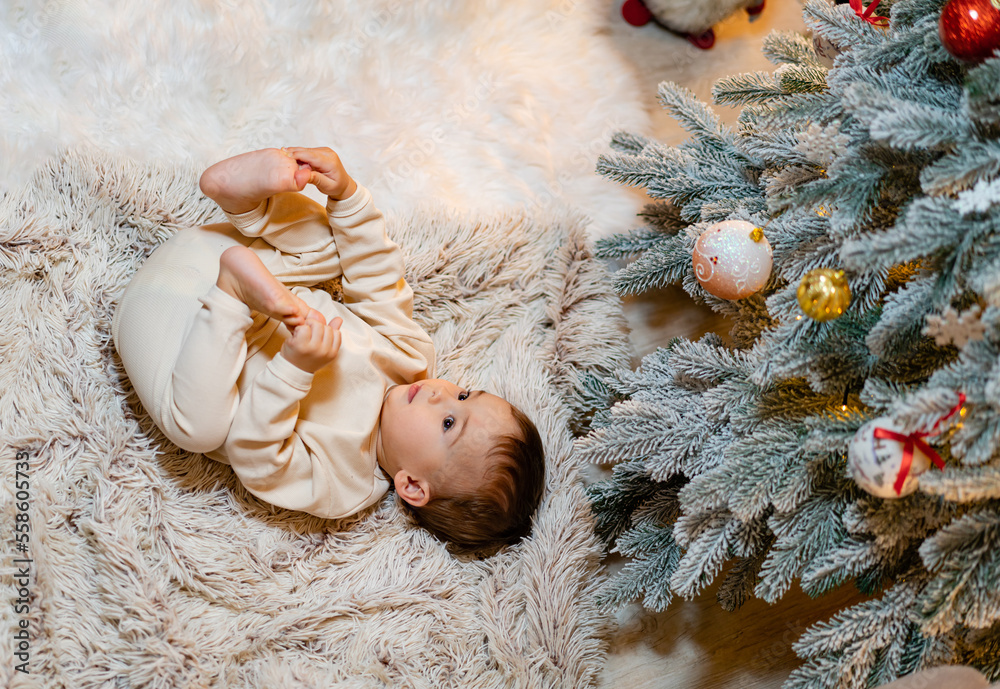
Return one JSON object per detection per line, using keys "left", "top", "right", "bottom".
{"left": 621, "top": 0, "right": 653, "bottom": 26}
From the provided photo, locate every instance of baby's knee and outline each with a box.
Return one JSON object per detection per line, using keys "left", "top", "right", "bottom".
{"left": 159, "top": 410, "right": 230, "bottom": 455}
{"left": 166, "top": 430, "right": 228, "bottom": 455}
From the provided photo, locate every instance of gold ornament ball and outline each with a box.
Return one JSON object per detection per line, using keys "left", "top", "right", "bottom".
{"left": 797, "top": 268, "right": 851, "bottom": 321}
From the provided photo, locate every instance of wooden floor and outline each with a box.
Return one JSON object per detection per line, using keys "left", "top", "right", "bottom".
{"left": 601, "top": 567, "right": 867, "bottom": 689}
{"left": 594, "top": 3, "right": 870, "bottom": 687}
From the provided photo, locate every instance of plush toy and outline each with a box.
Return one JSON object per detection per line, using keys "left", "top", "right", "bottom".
{"left": 621, "top": 0, "right": 766, "bottom": 49}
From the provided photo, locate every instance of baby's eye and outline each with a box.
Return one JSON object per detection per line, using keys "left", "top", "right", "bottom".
{"left": 458, "top": 392, "right": 469, "bottom": 401}
{"left": 443, "top": 416, "right": 455, "bottom": 430}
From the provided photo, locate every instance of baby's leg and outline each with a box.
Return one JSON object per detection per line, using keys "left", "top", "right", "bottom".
{"left": 199, "top": 148, "right": 312, "bottom": 215}
{"left": 202, "top": 149, "right": 344, "bottom": 286}
{"left": 215, "top": 245, "right": 325, "bottom": 328}
{"left": 113, "top": 225, "right": 258, "bottom": 454}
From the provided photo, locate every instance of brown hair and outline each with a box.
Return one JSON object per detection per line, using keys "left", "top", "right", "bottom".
{"left": 403, "top": 405, "right": 545, "bottom": 554}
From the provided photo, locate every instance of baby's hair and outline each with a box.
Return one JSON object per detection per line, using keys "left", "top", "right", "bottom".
{"left": 404, "top": 404, "right": 545, "bottom": 554}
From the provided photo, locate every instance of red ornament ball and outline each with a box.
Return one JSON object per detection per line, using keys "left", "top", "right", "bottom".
{"left": 939, "top": 0, "right": 1000, "bottom": 64}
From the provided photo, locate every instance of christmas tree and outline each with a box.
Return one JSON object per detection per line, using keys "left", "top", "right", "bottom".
{"left": 577, "top": 0, "right": 1000, "bottom": 686}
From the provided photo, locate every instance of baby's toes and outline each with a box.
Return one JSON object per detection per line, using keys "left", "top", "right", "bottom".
{"left": 293, "top": 165, "right": 312, "bottom": 190}
{"left": 262, "top": 152, "right": 301, "bottom": 192}
{"left": 286, "top": 298, "right": 317, "bottom": 325}
{"left": 267, "top": 293, "right": 302, "bottom": 325}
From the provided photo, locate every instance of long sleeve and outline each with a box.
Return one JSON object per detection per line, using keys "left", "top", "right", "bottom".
{"left": 223, "top": 186, "right": 434, "bottom": 381}
{"left": 324, "top": 186, "right": 434, "bottom": 381}
{"left": 222, "top": 351, "right": 326, "bottom": 512}
{"left": 220, "top": 349, "right": 386, "bottom": 518}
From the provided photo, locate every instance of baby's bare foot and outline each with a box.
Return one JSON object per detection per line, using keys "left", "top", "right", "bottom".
{"left": 216, "top": 246, "right": 311, "bottom": 327}
{"left": 200, "top": 148, "right": 313, "bottom": 215}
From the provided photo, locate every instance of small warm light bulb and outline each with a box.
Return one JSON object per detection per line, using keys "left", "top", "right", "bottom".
{"left": 796, "top": 315, "right": 802, "bottom": 320}
{"left": 841, "top": 405, "right": 848, "bottom": 411}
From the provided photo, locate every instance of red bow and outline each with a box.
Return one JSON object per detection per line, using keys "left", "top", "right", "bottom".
{"left": 873, "top": 427, "right": 944, "bottom": 495}
{"left": 873, "top": 392, "right": 966, "bottom": 495}
{"left": 849, "top": 0, "right": 889, "bottom": 26}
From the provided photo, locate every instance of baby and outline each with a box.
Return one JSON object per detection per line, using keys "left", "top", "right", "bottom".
{"left": 112, "top": 147, "right": 544, "bottom": 552}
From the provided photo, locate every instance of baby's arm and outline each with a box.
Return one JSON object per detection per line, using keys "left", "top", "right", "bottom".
{"left": 221, "top": 357, "right": 341, "bottom": 517}
{"left": 282, "top": 147, "right": 434, "bottom": 376}
{"left": 214, "top": 293, "right": 345, "bottom": 514}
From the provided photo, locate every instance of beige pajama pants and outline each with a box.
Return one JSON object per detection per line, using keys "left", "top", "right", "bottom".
{"left": 112, "top": 192, "right": 341, "bottom": 455}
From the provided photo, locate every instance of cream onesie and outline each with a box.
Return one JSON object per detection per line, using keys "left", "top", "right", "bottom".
{"left": 112, "top": 186, "right": 435, "bottom": 519}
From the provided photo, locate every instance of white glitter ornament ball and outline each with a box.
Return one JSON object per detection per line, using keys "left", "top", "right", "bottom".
{"left": 848, "top": 417, "right": 933, "bottom": 498}
{"left": 692, "top": 220, "right": 773, "bottom": 300}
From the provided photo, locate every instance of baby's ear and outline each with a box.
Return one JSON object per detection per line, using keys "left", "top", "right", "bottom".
{"left": 394, "top": 471, "right": 431, "bottom": 507}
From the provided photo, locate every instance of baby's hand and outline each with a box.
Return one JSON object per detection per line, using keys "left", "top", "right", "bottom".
{"left": 281, "top": 147, "right": 358, "bottom": 200}
{"left": 280, "top": 314, "right": 344, "bottom": 374}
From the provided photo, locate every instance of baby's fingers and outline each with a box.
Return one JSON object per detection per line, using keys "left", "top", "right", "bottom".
{"left": 288, "top": 322, "right": 313, "bottom": 348}
{"left": 284, "top": 147, "right": 338, "bottom": 172}
{"left": 300, "top": 321, "right": 340, "bottom": 360}
{"left": 328, "top": 326, "right": 342, "bottom": 359}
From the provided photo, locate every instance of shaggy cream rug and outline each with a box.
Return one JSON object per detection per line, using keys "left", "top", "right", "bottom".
{"left": 1, "top": 2, "right": 646, "bottom": 684}
{"left": 0, "top": 148, "right": 631, "bottom": 687}
{"left": 0, "top": 0, "right": 649, "bottom": 238}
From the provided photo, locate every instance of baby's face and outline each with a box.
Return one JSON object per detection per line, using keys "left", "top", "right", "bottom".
{"left": 378, "top": 378, "right": 514, "bottom": 492}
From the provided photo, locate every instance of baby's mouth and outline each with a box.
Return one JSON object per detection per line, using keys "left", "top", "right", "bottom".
{"left": 408, "top": 384, "right": 421, "bottom": 403}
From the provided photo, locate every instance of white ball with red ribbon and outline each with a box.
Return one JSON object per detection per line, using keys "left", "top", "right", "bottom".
{"left": 847, "top": 417, "right": 944, "bottom": 498}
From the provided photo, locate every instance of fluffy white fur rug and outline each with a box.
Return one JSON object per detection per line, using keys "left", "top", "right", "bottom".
{"left": 1, "top": 3, "right": 646, "bottom": 684}
{"left": 0, "top": 0, "right": 649, "bottom": 238}
{"left": 0, "top": 149, "right": 631, "bottom": 687}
